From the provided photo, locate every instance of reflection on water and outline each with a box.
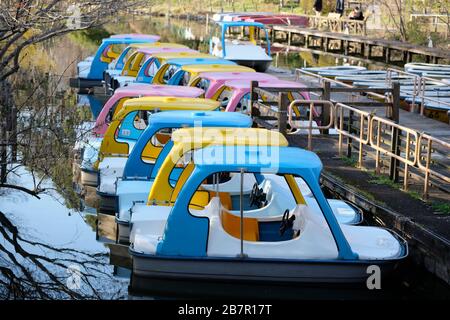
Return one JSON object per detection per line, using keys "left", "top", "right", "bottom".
{"left": 0, "top": 167, "right": 128, "bottom": 299}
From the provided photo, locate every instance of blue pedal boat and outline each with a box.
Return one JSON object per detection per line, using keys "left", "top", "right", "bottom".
{"left": 115, "top": 111, "right": 253, "bottom": 243}
{"left": 151, "top": 58, "right": 238, "bottom": 85}
{"left": 210, "top": 21, "right": 273, "bottom": 72}
{"left": 70, "top": 34, "right": 159, "bottom": 90}
{"left": 129, "top": 145, "right": 407, "bottom": 288}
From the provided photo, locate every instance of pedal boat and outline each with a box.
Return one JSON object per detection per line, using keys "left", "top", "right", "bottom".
{"left": 129, "top": 145, "right": 407, "bottom": 289}
{"left": 189, "top": 71, "right": 277, "bottom": 98}
{"left": 94, "top": 97, "right": 220, "bottom": 212}
{"left": 104, "top": 44, "right": 195, "bottom": 92}
{"left": 78, "top": 85, "right": 204, "bottom": 187}
{"left": 210, "top": 21, "right": 272, "bottom": 72}
{"left": 212, "top": 78, "right": 310, "bottom": 113}
{"left": 124, "top": 128, "right": 362, "bottom": 245}
{"left": 109, "top": 51, "right": 214, "bottom": 91}
{"left": 70, "top": 34, "right": 159, "bottom": 92}
{"left": 150, "top": 58, "right": 252, "bottom": 85}
{"left": 115, "top": 112, "right": 253, "bottom": 243}
{"left": 159, "top": 63, "right": 256, "bottom": 86}
{"left": 211, "top": 79, "right": 326, "bottom": 134}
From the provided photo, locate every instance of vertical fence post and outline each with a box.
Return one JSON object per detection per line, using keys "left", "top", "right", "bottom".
{"left": 391, "top": 82, "right": 400, "bottom": 123}
{"left": 423, "top": 138, "right": 432, "bottom": 199}
{"left": 321, "top": 81, "right": 331, "bottom": 134}
{"left": 389, "top": 82, "right": 400, "bottom": 182}
{"left": 278, "top": 92, "right": 289, "bottom": 137}
{"left": 347, "top": 110, "right": 353, "bottom": 158}
{"left": 375, "top": 120, "right": 381, "bottom": 174}
{"left": 358, "top": 113, "right": 364, "bottom": 168}
{"left": 403, "top": 132, "right": 410, "bottom": 191}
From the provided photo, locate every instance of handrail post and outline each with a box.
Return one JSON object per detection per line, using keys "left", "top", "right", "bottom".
{"left": 423, "top": 138, "right": 432, "bottom": 199}
{"left": 347, "top": 109, "right": 353, "bottom": 158}
{"left": 321, "top": 81, "right": 331, "bottom": 134}
{"left": 403, "top": 132, "right": 410, "bottom": 191}
{"left": 389, "top": 82, "right": 400, "bottom": 182}
{"left": 278, "top": 92, "right": 289, "bottom": 137}
{"left": 391, "top": 82, "right": 400, "bottom": 123}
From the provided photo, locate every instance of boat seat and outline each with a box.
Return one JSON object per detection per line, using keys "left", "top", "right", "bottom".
{"left": 155, "top": 132, "right": 171, "bottom": 145}
{"left": 141, "top": 141, "right": 162, "bottom": 162}
{"left": 221, "top": 209, "right": 259, "bottom": 242}
{"left": 208, "top": 191, "right": 232, "bottom": 210}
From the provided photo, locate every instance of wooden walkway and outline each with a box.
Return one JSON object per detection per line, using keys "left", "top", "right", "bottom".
{"left": 269, "top": 25, "right": 450, "bottom": 64}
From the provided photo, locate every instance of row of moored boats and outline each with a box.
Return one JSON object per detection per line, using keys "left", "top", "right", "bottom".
{"left": 71, "top": 29, "right": 407, "bottom": 290}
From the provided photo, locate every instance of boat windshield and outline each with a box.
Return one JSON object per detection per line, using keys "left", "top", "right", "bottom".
{"left": 216, "top": 86, "right": 234, "bottom": 110}
{"left": 163, "top": 65, "right": 181, "bottom": 83}
{"left": 224, "top": 25, "right": 265, "bottom": 46}
{"left": 140, "top": 128, "right": 174, "bottom": 163}
{"left": 194, "top": 78, "right": 211, "bottom": 92}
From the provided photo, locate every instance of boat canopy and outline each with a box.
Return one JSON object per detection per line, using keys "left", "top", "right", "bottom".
{"left": 147, "top": 128, "right": 288, "bottom": 205}
{"left": 213, "top": 79, "right": 311, "bottom": 113}
{"left": 135, "top": 49, "right": 200, "bottom": 83}
{"left": 155, "top": 145, "right": 357, "bottom": 260}
{"left": 123, "top": 111, "right": 252, "bottom": 179}
{"left": 87, "top": 36, "right": 159, "bottom": 79}
{"left": 96, "top": 97, "right": 221, "bottom": 163}
{"left": 152, "top": 58, "right": 238, "bottom": 85}
{"left": 193, "top": 71, "right": 276, "bottom": 98}
{"left": 93, "top": 85, "right": 204, "bottom": 136}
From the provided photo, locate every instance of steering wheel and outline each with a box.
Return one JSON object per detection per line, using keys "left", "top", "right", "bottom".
{"left": 279, "top": 209, "right": 295, "bottom": 236}
{"left": 249, "top": 183, "right": 259, "bottom": 208}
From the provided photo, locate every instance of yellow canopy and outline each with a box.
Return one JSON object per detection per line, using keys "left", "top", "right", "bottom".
{"left": 95, "top": 97, "right": 221, "bottom": 166}
{"left": 148, "top": 128, "right": 288, "bottom": 205}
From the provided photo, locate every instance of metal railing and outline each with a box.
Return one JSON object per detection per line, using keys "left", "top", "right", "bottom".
{"left": 251, "top": 84, "right": 449, "bottom": 198}
{"left": 335, "top": 103, "right": 371, "bottom": 167}
{"left": 417, "top": 133, "right": 450, "bottom": 198}
{"left": 288, "top": 100, "right": 334, "bottom": 150}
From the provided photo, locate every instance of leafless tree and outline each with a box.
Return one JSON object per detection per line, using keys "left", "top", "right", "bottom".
{"left": 377, "top": 0, "right": 409, "bottom": 41}
{"left": 0, "top": 0, "right": 144, "bottom": 192}
{"left": 0, "top": 0, "right": 144, "bottom": 299}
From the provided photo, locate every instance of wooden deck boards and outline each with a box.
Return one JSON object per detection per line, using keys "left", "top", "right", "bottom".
{"left": 271, "top": 25, "right": 450, "bottom": 60}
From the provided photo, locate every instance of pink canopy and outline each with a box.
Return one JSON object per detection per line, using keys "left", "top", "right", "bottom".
{"left": 222, "top": 79, "right": 312, "bottom": 114}
{"left": 92, "top": 84, "right": 204, "bottom": 135}
{"left": 198, "top": 71, "right": 278, "bottom": 98}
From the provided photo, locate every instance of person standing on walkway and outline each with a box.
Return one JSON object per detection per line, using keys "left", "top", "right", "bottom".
{"left": 313, "top": 0, "right": 322, "bottom": 15}
{"left": 336, "top": 0, "right": 345, "bottom": 16}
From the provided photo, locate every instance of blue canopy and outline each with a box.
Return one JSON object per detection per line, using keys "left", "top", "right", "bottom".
{"left": 157, "top": 145, "right": 358, "bottom": 260}
{"left": 122, "top": 111, "right": 252, "bottom": 179}
{"left": 87, "top": 37, "right": 158, "bottom": 80}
